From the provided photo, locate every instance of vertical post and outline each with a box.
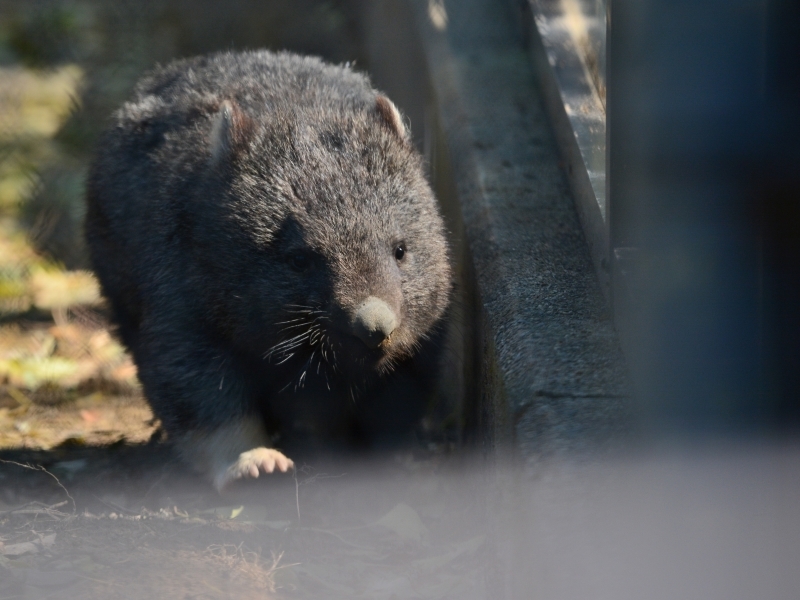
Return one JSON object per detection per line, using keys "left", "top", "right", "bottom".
{"left": 608, "top": 0, "right": 800, "bottom": 434}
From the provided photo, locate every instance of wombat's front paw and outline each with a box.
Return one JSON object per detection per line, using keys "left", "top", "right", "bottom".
{"left": 214, "top": 447, "right": 294, "bottom": 491}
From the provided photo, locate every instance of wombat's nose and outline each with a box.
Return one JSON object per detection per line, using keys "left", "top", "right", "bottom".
{"left": 352, "top": 296, "right": 398, "bottom": 349}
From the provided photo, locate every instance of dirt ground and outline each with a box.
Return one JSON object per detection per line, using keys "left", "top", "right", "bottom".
{"left": 1, "top": 395, "right": 490, "bottom": 600}
{"left": 1, "top": 452, "right": 491, "bottom": 600}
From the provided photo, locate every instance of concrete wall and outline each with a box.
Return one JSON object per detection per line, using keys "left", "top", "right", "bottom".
{"left": 358, "top": 0, "right": 631, "bottom": 464}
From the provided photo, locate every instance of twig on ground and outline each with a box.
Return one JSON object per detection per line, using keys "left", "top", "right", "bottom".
{"left": 294, "top": 467, "right": 301, "bottom": 522}
{"left": 0, "top": 500, "right": 68, "bottom": 517}
{"left": 293, "top": 466, "right": 347, "bottom": 523}
{"left": 0, "top": 459, "right": 76, "bottom": 514}
{"left": 204, "top": 543, "right": 298, "bottom": 593}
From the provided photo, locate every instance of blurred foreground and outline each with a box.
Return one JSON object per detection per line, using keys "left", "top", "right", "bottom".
{"left": 2, "top": 440, "right": 800, "bottom": 599}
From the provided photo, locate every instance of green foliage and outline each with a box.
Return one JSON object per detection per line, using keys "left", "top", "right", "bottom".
{"left": 6, "top": 4, "right": 83, "bottom": 68}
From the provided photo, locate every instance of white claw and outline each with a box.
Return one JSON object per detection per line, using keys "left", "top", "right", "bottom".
{"left": 214, "top": 447, "right": 294, "bottom": 491}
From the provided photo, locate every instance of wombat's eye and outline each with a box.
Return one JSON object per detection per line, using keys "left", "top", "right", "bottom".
{"left": 394, "top": 243, "right": 406, "bottom": 261}
{"left": 289, "top": 252, "right": 311, "bottom": 272}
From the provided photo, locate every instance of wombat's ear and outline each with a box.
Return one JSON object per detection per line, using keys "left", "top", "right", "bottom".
{"left": 375, "top": 95, "right": 408, "bottom": 142}
{"left": 209, "top": 99, "right": 252, "bottom": 165}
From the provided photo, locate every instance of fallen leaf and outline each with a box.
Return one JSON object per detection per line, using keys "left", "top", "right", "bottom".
{"left": 110, "top": 362, "right": 138, "bottom": 382}
{"left": 80, "top": 409, "right": 99, "bottom": 423}
{"left": 201, "top": 505, "right": 246, "bottom": 520}
{"left": 0, "top": 533, "right": 56, "bottom": 556}
{"left": 373, "top": 503, "right": 429, "bottom": 544}
{"left": 29, "top": 268, "right": 100, "bottom": 310}
{"left": 1, "top": 355, "right": 79, "bottom": 389}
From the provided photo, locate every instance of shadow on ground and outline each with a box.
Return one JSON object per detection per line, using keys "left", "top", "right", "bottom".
{"left": 1, "top": 441, "right": 491, "bottom": 599}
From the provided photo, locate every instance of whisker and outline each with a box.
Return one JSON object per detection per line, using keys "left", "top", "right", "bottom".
{"left": 275, "top": 352, "right": 296, "bottom": 365}
{"left": 275, "top": 317, "right": 309, "bottom": 326}
{"left": 272, "top": 304, "right": 336, "bottom": 392}
{"left": 266, "top": 331, "right": 311, "bottom": 353}
{"left": 272, "top": 333, "right": 311, "bottom": 348}
{"left": 265, "top": 343, "right": 307, "bottom": 362}
{"left": 278, "top": 322, "right": 316, "bottom": 333}
{"left": 268, "top": 339, "right": 308, "bottom": 357}
{"left": 294, "top": 349, "right": 317, "bottom": 392}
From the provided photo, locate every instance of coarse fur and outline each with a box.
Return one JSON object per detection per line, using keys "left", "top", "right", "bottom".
{"left": 85, "top": 50, "right": 452, "bottom": 489}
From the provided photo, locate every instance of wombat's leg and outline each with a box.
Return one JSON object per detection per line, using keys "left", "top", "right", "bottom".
{"left": 177, "top": 419, "right": 293, "bottom": 492}
{"left": 133, "top": 325, "right": 292, "bottom": 490}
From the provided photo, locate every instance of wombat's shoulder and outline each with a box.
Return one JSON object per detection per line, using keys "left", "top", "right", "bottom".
{"left": 120, "top": 50, "right": 375, "bottom": 121}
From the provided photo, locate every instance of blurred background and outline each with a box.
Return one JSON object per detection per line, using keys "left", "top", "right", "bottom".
{"left": 606, "top": 0, "right": 800, "bottom": 435}
{"left": 523, "top": 0, "right": 800, "bottom": 437}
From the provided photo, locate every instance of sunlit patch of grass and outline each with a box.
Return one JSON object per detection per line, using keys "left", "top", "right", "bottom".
{"left": 0, "top": 64, "right": 84, "bottom": 139}
{"left": 0, "top": 52, "right": 136, "bottom": 433}
{"left": 0, "top": 170, "right": 36, "bottom": 211}
{"left": 0, "top": 273, "right": 30, "bottom": 313}
{"left": 0, "top": 354, "right": 80, "bottom": 390}
{"left": 0, "top": 64, "right": 84, "bottom": 223}
{"left": 0, "top": 219, "right": 41, "bottom": 266}
{"left": 29, "top": 265, "right": 100, "bottom": 310}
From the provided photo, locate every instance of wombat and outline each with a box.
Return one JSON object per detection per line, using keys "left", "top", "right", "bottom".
{"left": 85, "top": 50, "right": 452, "bottom": 490}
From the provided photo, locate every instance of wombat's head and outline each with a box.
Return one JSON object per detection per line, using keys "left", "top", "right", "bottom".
{"left": 203, "top": 85, "right": 451, "bottom": 386}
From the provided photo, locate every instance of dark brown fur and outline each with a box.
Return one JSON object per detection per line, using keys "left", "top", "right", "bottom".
{"left": 85, "top": 50, "right": 452, "bottom": 488}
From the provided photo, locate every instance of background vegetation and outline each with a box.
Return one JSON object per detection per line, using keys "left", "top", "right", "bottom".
{"left": 0, "top": 0, "right": 364, "bottom": 449}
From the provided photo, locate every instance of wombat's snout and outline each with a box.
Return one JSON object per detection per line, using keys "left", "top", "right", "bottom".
{"left": 351, "top": 296, "right": 398, "bottom": 349}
